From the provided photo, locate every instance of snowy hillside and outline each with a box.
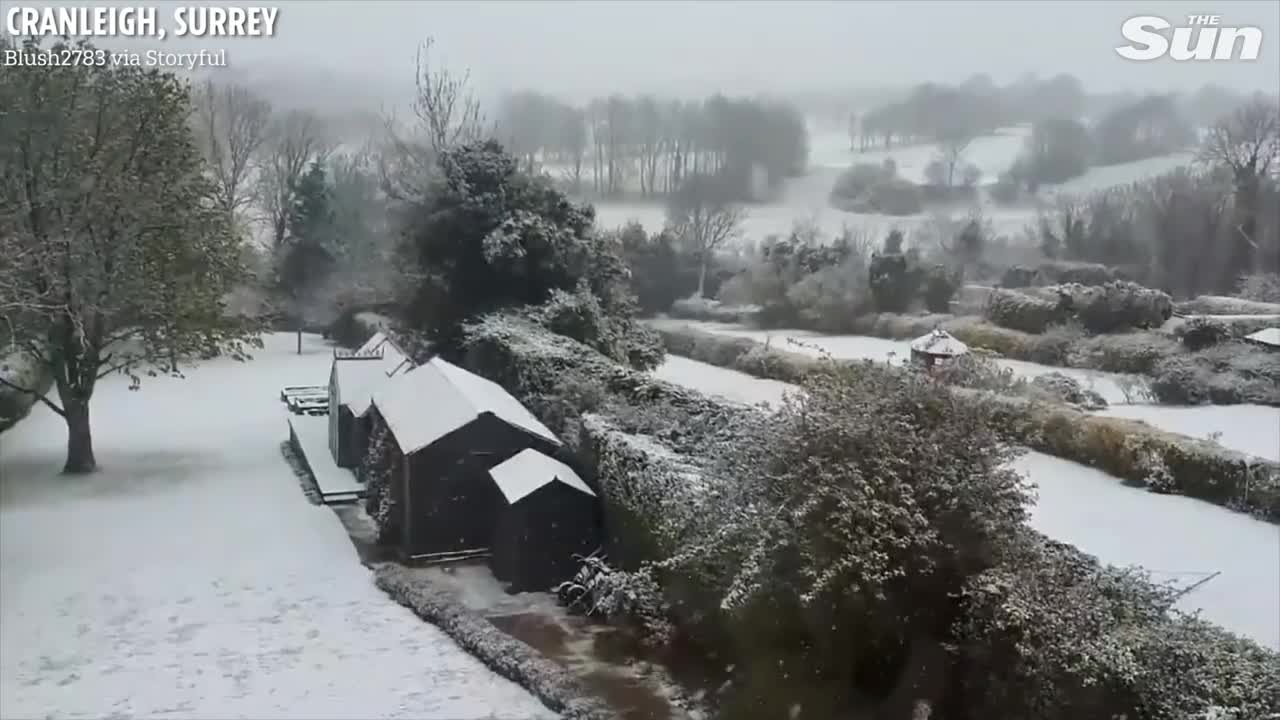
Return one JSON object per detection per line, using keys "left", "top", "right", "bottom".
{"left": 0, "top": 333, "right": 555, "bottom": 719}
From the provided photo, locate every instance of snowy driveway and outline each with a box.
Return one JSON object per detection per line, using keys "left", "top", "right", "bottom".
{"left": 0, "top": 333, "right": 554, "bottom": 719}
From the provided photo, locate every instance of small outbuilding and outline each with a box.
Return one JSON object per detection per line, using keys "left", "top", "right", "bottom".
{"left": 328, "top": 334, "right": 412, "bottom": 468}
{"left": 488, "top": 448, "right": 599, "bottom": 591}
{"left": 372, "top": 357, "right": 599, "bottom": 573}
{"left": 910, "top": 329, "right": 969, "bottom": 368}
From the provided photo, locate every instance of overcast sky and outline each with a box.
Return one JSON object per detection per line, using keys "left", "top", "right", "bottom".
{"left": 7, "top": 0, "right": 1279, "bottom": 103}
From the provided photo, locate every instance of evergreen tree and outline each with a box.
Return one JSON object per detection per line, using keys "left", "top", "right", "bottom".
{"left": 277, "top": 160, "right": 336, "bottom": 352}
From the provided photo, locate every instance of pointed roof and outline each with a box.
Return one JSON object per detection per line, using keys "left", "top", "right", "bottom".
{"left": 333, "top": 332, "right": 413, "bottom": 417}
{"left": 372, "top": 357, "right": 560, "bottom": 455}
{"left": 357, "top": 331, "right": 409, "bottom": 366}
{"left": 332, "top": 353, "right": 410, "bottom": 417}
{"left": 910, "top": 329, "right": 968, "bottom": 358}
{"left": 489, "top": 448, "right": 595, "bottom": 504}
{"left": 1245, "top": 327, "right": 1280, "bottom": 348}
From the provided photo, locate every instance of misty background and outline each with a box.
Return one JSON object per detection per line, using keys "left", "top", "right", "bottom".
{"left": 8, "top": 0, "right": 1280, "bottom": 115}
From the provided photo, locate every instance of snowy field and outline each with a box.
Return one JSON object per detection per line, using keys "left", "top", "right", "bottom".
{"left": 650, "top": 354, "right": 1280, "bottom": 649}
{"left": 591, "top": 126, "right": 1197, "bottom": 245}
{"left": 0, "top": 333, "right": 554, "bottom": 719}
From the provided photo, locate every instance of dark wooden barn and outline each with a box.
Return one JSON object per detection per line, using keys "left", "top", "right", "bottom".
{"left": 371, "top": 357, "right": 601, "bottom": 586}
{"left": 327, "top": 333, "right": 411, "bottom": 468}
{"left": 488, "top": 448, "right": 600, "bottom": 591}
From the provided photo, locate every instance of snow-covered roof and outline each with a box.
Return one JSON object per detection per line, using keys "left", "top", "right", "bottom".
{"left": 372, "top": 357, "right": 560, "bottom": 455}
{"left": 1245, "top": 327, "right": 1280, "bottom": 348}
{"left": 356, "top": 332, "right": 409, "bottom": 366}
{"left": 910, "top": 329, "right": 968, "bottom": 358}
{"left": 332, "top": 352, "right": 410, "bottom": 417}
{"left": 488, "top": 448, "right": 595, "bottom": 504}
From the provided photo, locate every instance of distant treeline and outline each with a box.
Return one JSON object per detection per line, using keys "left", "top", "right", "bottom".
{"left": 493, "top": 92, "right": 808, "bottom": 202}
{"left": 847, "top": 75, "right": 1260, "bottom": 154}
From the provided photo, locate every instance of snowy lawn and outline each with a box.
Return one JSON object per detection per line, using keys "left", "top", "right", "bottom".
{"left": 0, "top": 332, "right": 555, "bottom": 719}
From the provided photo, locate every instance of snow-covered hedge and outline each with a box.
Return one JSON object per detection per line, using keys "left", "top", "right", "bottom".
{"left": 653, "top": 323, "right": 1280, "bottom": 520}
{"left": 374, "top": 565, "right": 613, "bottom": 720}
{"left": 984, "top": 288, "right": 1070, "bottom": 333}
{"left": 1177, "top": 295, "right": 1280, "bottom": 316}
{"left": 668, "top": 296, "right": 761, "bottom": 324}
{"left": 455, "top": 313, "right": 1279, "bottom": 718}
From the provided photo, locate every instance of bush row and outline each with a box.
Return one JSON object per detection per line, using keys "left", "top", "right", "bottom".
{"left": 668, "top": 296, "right": 760, "bottom": 324}
{"left": 1176, "top": 295, "right": 1280, "bottom": 316}
{"left": 653, "top": 324, "right": 1280, "bottom": 520}
{"left": 984, "top": 282, "right": 1173, "bottom": 335}
{"left": 458, "top": 314, "right": 1279, "bottom": 720}
{"left": 375, "top": 565, "right": 615, "bottom": 720}
{"left": 764, "top": 311, "right": 1280, "bottom": 406}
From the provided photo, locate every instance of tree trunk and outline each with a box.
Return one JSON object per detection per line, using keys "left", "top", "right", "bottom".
{"left": 63, "top": 398, "right": 96, "bottom": 474}
{"left": 297, "top": 326, "right": 303, "bottom": 355}
{"left": 697, "top": 257, "right": 708, "bottom": 298}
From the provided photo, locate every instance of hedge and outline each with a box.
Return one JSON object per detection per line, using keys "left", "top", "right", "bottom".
{"left": 375, "top": 565, "right": 614, "bottom": 720}
{"left": 653, "top": 323, "right": 1280, "bottom": 521}
{"left": 454, "top": 313, "right": 1279, "bottom": 719}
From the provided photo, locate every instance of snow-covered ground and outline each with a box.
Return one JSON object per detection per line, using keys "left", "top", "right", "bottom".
{"left": 649, "top": 354, "right": 1280, "bottom": 649}
{"left": 591, "top": 125, "right": 1196, "bottom": 246}
{"left": 0, "top": 333, "right": 554, "bottom": 719}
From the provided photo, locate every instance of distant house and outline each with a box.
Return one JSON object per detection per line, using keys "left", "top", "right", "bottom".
{"left": 371, "top": 357, "right": 600, "bottom": 574}
{"left": 489, "top": 449, "right": 599, "bottom": 590}
{"left": 327, "top": 334, "right": 412, "bottom": 468}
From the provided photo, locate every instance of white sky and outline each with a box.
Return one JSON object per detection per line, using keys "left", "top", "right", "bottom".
{"left": 4, "top": 0, "right": 1278, "bottom": 104}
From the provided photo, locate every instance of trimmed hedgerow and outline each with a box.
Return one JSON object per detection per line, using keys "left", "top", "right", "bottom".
{"left": 375, "top": 565, "right": 614, "bottom": 720}
{"left": 459, "top": 315, "right": 1278, "bottom": 720}
{"left": 653, "top": 323, "right": 1280, "bottom": 521}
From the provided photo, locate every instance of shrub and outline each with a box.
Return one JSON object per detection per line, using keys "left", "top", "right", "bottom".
{"left": 1035, "top": 261, "right": 1122, "bottom": 287}
{"left": 1179, "top": 317, "right": 1231, "bottom": 351}
{"left": 829, "top": 162, "right": 924, "bottom": 216}
{"left": 922, "top": 264, "right": 961, "bottom": 313}
{"left": 984, "top": 288, "right": 1069, "bottom": 333}
{"left": 666, "top": 363, "right": 1031, "bottom": 718}
{"left": 1057, "top": 281, "right": 1173, "bottom": 333}
{"left": 1000, "top": 265, "right": 1036, "bottom": 288}
{"left": 1029, "top": 372, "right": 1108, "bottom": 409}
{"left": 669, "top": 295, "right": 758, "bottom": 324}
{"left": 528, "top": 283, "right": 665, "bottom": 371}
{"left": 955, "top": 535, "right": 1280, "bottom": 720}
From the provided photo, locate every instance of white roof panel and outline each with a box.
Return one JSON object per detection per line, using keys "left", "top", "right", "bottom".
{"left": 1245, "top": 327, "right": 1280, "bottom": 348}
{"left": 333, "top": 352, "right": 410, "bottom": 417}
{"left": 372, "top": 357, "right": 560, "bottom": 455}
{"left": 489, "top": 448, "right": 595, "bottom": 504}
{"left": 910, "top": 329, "right": 968, "bottom": 357}
{"left": 357, "top": 331, "right": 389, "bottom": 355}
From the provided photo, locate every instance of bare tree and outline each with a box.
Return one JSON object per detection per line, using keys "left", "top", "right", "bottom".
{"left": 378, "top": 36, "right": 486, "bottom": 203}
{"left": 412, "top": 36, "right": 484, "bottom": 153}
{"left": 1200, "top": 96, "right": 1280, "bottom": 280}
{"left": 258, "top": 110, "right": 330, "bottom": 250}
{"left": 192, "top": 79, "right": 272, "bottom": 220}
{"left": 937, "top": 132, "right": 975, "bottom": 187}
{"left": 666, "top": 175, "right": 746, "bottom": 297}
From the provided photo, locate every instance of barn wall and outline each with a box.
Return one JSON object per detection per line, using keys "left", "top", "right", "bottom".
{"left": 327, "top": 366, "right": 340, "bottom": 463}
{"left": 400, "top": 415, "right": 563, "bottom": 559}
{"left": 492, "top": 483, "right": 601, "bottom": 591}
